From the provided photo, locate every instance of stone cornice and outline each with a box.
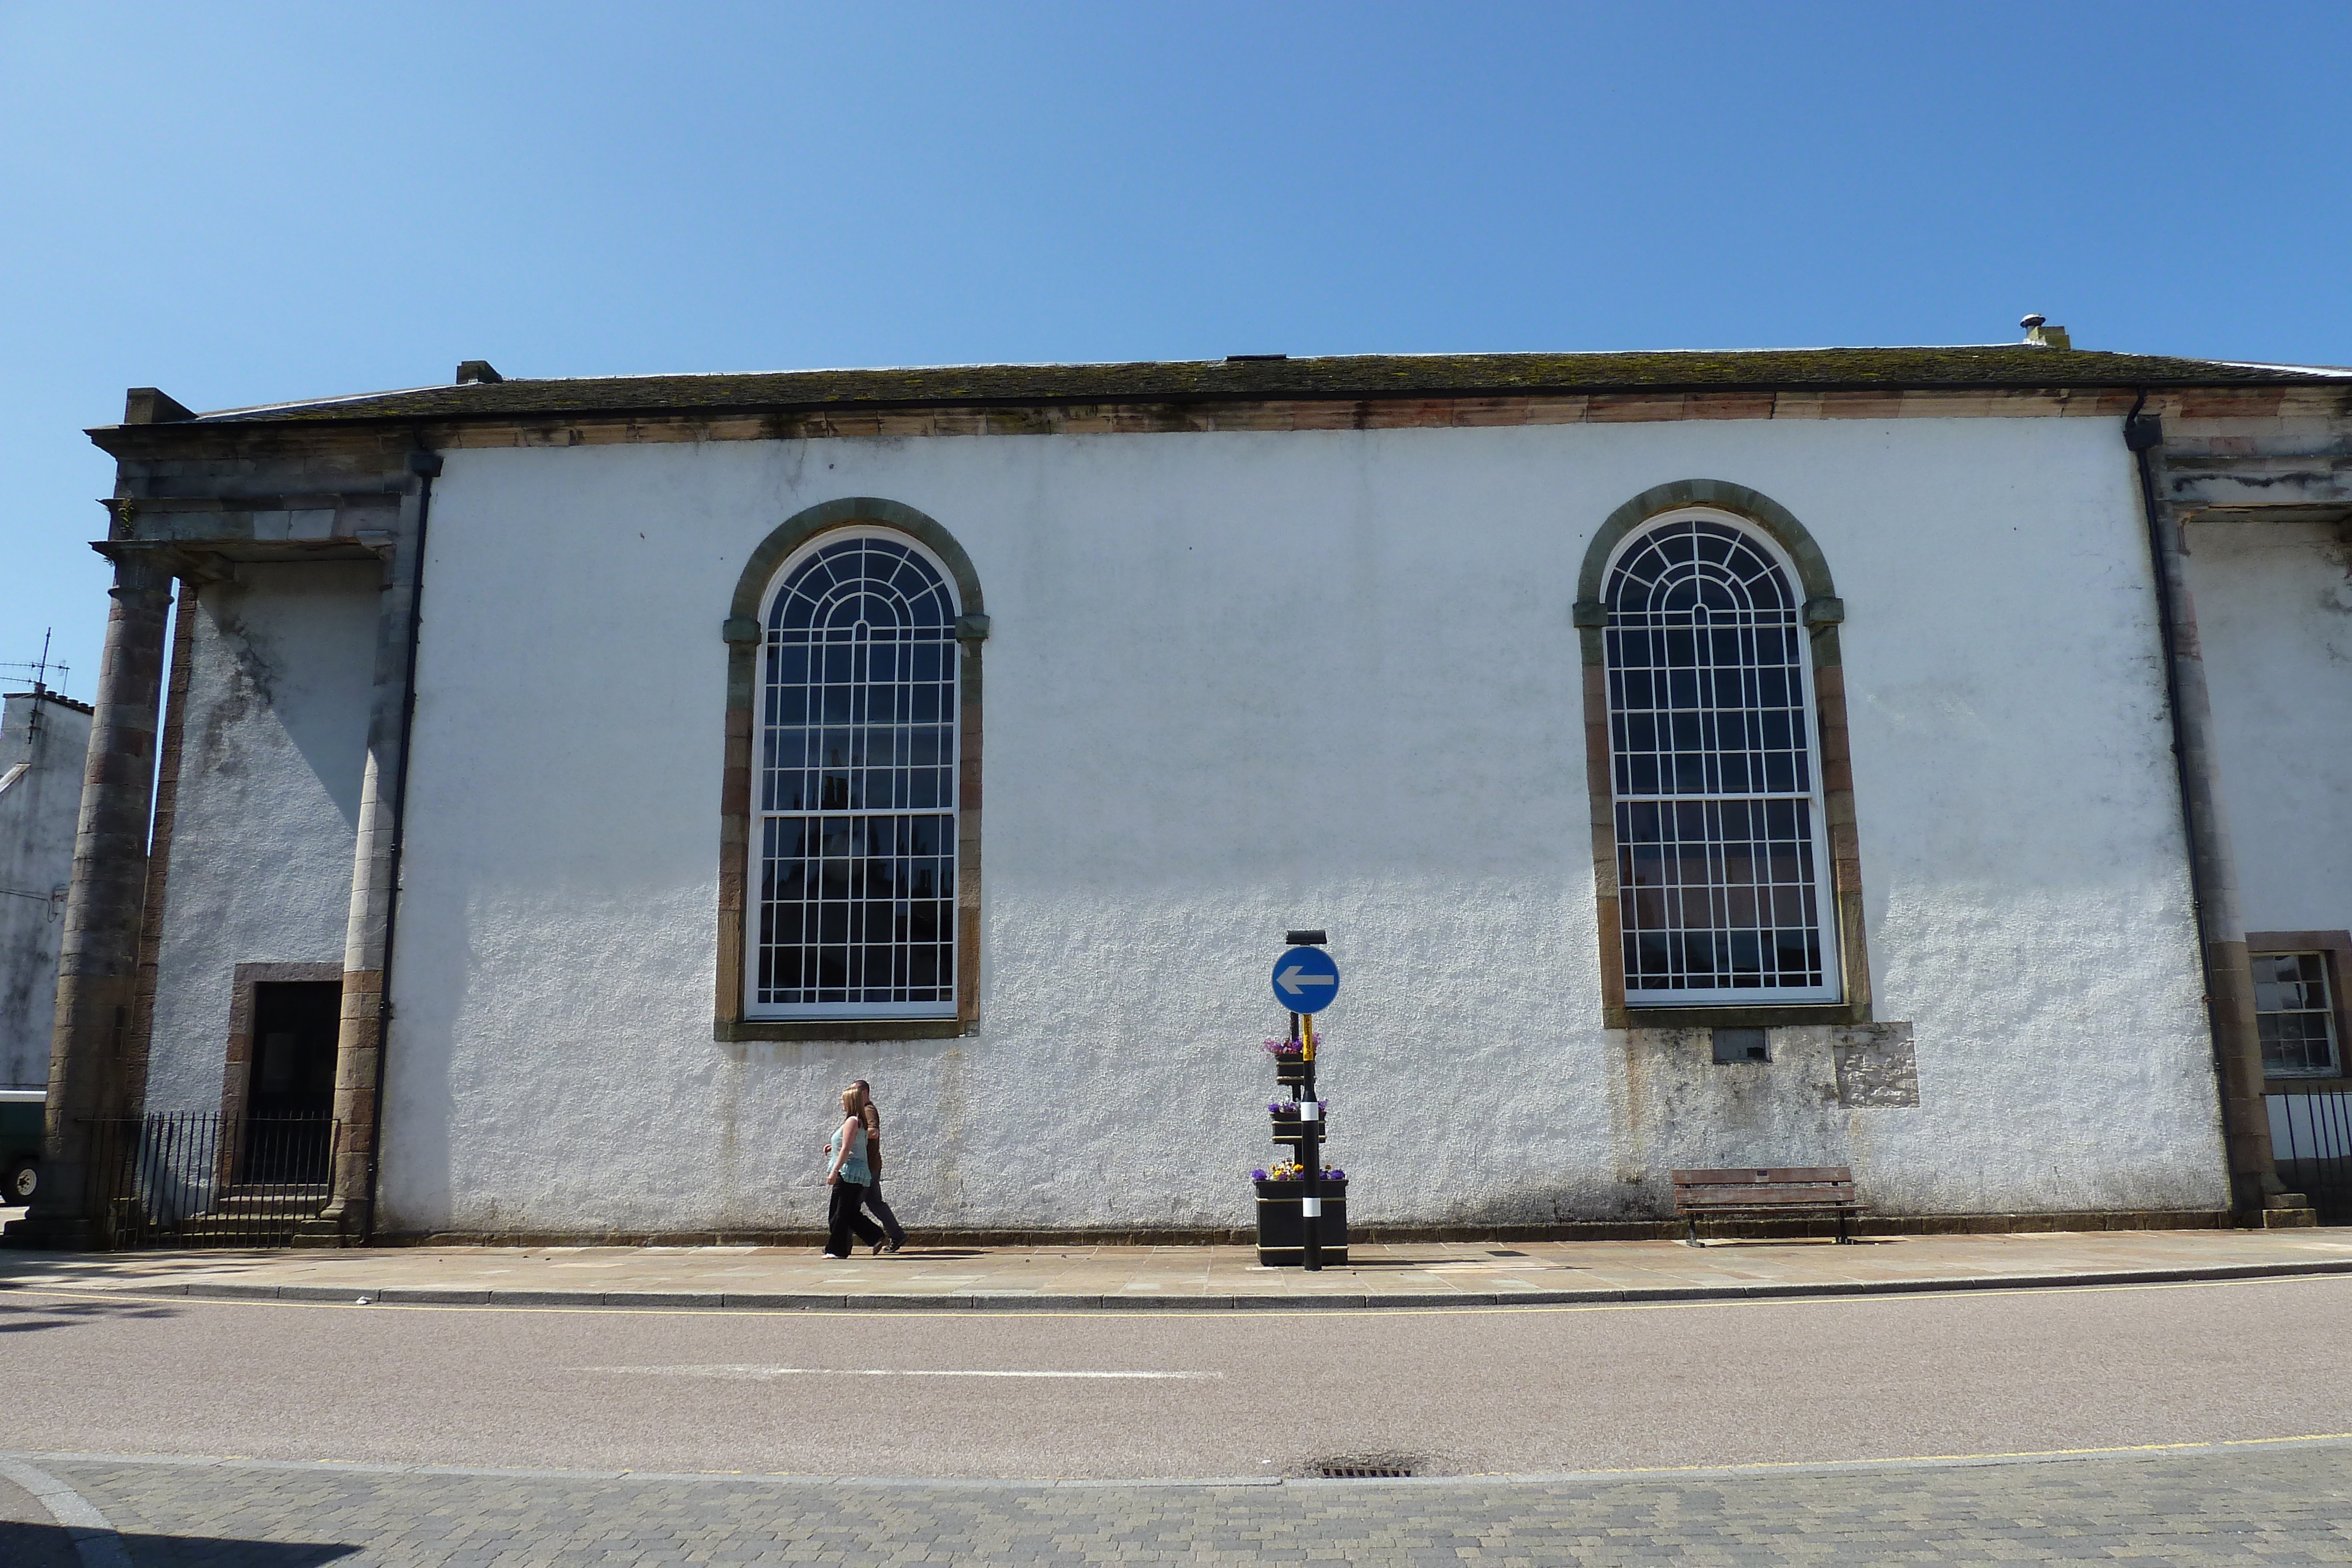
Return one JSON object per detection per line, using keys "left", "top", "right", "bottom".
{"left": 86, "top": 383, "right": 2352, "bottom": 465}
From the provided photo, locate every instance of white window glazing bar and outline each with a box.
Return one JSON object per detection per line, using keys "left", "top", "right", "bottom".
{"left": 1603, "top": 514, "right": 1841, "bottom": 1005}
{"left": 747, "top": 531, "right": 961, "bottom": 1021}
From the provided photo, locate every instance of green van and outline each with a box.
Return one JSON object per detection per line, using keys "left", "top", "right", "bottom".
{"left": 1, "top": 1088, "right": 44, "bottom": 1207}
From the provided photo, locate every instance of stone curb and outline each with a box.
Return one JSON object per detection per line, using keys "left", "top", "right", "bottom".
{"left": 15, "top": 1432, "right": 2352, "bottom": 1492}
{"left": 6, "top": 1256, "right": 2349, "bottom": 1312}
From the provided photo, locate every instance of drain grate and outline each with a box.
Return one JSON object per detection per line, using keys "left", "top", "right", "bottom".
{"left": 1308, "top": 1453, "right": 1422, "bottom": 1479}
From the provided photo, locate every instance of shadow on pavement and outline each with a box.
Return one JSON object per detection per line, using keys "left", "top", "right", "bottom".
{"left": 0, "top": 1297, "right": 185, "bottom": 1332}
{"left": 1, "top": 1520, "right": 358, "bottom": 1567}
{"left": 1685, "top": 1237, "right": 1896, "bottom": 1249}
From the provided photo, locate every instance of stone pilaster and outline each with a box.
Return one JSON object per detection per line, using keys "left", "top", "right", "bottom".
{"left": 313, "top": 466, "right": 430, "bottom": 1241}
{"left": 2140, "top": 426, "right": 2283, "bottom": 1222}
{"left": 24, "top": 551, "right": 175, "bottom": 1248}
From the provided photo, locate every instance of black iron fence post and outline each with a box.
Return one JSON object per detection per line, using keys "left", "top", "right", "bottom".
{"left": 75, "top": 1113, "right": 337, "bottom": 1249}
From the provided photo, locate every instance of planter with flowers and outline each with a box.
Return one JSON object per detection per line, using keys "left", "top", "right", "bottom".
{"left": 1251, "top": 1163, "right": 1349, "bottom": 1265}
{"left": 1250, "top": 1017, "right": 1349, "bottom": 1267}
{"left": 1262, "top": 1038, "right": 1311, "bottom": 1088}
{"left": 1267, "top": 1099, "right": 1331, "bottom": 1144}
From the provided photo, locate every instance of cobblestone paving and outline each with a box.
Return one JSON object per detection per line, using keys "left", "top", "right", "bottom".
{"left": 15, "top": 1443, "right": 2352, "bottom": 1565}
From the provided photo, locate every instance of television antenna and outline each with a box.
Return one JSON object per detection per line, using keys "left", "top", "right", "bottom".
{"left": 1, "top": 629, "right": 69, "bottom": 700}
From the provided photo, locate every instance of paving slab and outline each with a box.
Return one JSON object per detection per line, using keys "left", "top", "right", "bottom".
{"left": 2, "top": 1225, "right": 2349, "bottom": 1309}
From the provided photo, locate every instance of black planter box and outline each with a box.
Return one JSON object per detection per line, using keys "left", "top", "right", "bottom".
{"left": 1272, "top": 1057, "right": 1309, "bottom": 1087}
{"left": 1253, "top": 1178, "right": 1349, "bottom": 1266}
{"left": 1269, "top": 1112, "right": 1329, "bottom": 1144}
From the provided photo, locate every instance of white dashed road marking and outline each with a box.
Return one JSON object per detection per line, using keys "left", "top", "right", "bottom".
{"left": 580, "top": 1364, "right": 1222, "bottom": 1380}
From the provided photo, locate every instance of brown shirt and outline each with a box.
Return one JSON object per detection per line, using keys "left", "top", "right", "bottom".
{"left": 860, "top": 1102, "right": 883, "bottom": 1179}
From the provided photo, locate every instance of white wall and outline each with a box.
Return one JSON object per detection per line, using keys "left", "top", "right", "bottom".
{"left": 2185, "top": 518, "right": 2352, "bottom": 937}
{"left": 145, "top": 563, "right": 378, "bottom": 1115}
{"left": 379, "top": 416, "right": 2229, "bottom": 1233}
{"left": 0, "top": 693, "right": 92, "bottom": 1090}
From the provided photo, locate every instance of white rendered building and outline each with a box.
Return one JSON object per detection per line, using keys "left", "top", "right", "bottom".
{"left": 22, "top": 340, "right": 2352, "bottom": 1245}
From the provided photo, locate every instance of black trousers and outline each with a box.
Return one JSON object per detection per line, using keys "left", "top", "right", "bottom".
{"left": 826, "top": 1180, "right": 886, "bottom": 1256}
{"left": 858, "top": 1179, "right": 906, "bottom": 1246}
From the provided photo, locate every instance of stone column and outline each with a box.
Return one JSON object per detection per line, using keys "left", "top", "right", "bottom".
{"left": 313, "top": 465, "right": 429, "bottom": 1241}
{"left": 2139, "top": 427, "right": 2286, "bottom": 1222}
{"left": 25, "top": 551, "right": 175, "bottom": 1248}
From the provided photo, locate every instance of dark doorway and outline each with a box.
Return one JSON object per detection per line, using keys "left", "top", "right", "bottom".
{"left": 243, "top": 981, "right": 339, "bottom": 1183}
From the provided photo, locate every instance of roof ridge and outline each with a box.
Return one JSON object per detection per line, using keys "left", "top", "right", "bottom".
{"left": 106, "top": 345, "right": 2351, "bottom": 430}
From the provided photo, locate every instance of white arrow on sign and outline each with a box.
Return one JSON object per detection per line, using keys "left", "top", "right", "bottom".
{"left": 1275, "top": 966, "right": 1338, "bottom": 997}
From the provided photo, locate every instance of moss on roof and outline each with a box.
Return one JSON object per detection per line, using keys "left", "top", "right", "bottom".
{"left": 181, "top": 346, "right": 2348, "bottom": 426}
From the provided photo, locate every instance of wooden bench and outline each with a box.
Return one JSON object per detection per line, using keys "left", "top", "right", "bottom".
{"left": 1670, "top": 1166, "right": 1862, "bottom": 1245}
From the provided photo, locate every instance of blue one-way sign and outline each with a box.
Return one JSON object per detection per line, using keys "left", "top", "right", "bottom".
{"left": 1271, "top": 946, "right": 1340, "bottom": 1014}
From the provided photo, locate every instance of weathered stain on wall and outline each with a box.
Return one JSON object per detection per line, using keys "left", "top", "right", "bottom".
{"left": 142, "top": 563, "right": 379, "bottom": 1116}
{"left": 2187, "top": 517, "right": 2352, "bottom": 934}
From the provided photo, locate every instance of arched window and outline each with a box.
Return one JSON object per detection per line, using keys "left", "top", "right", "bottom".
{"left": 1602, "top": 512, "right": 1840, "bottom": 1003}
{"left": 750, "top": 532, "right": 961, "bottom": 1019}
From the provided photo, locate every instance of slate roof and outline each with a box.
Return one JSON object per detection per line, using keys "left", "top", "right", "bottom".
{"left": 171, "top": 346, "right": 2352, "bottom": 427}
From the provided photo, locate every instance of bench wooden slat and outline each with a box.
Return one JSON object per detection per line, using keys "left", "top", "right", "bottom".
{"left": 1678, "top": 1187, "right": 1860, "bottom": 1209}
{"left": 1669, "top": 1164, "right": 1863, "bottom": 1244}
{"left": 1675, "top": 1189, "right": 1853, "bottom": 1203}
{"left": 1672, "top": 1167, "right": 1851, "bottom": 1185}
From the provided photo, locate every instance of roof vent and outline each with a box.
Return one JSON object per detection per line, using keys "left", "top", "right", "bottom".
{"left": 1226, "top": 353, "right": 1288, "bottom": 363}
{"left": 455, "top": 360, "right": 505, "bottom": 385}
{"left": 123, "top": 387, "right": 196, "bottom": 424}
{"left": 2020, "top": 315, "right": 2072, "bottom": 350}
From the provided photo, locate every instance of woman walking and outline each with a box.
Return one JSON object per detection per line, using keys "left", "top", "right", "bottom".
{"left": 851, "top": 1079, "right": 907, "bottom": 1253}
{"left": 821, "top": 1086, "right": 884, "bottom": 1259}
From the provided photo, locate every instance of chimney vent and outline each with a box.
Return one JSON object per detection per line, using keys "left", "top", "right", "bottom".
{"left": 455, "top": 360, "right": 505, "bottom": 385}
{"left": 2020, "top": 315, "right": 2072, "bottom": 350}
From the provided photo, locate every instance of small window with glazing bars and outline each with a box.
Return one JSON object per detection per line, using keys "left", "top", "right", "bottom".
{"left": 750, "top": 534, "right": 958, "bottom": 1018}
{"left": 2254, "top": 952, "right": 2339, "bottom": 1077}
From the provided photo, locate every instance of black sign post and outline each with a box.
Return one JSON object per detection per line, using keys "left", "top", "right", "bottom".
{"left": 1281, "top": 929, "right": 1331, "bottom": 1273}
{"left": 1295, "top": 1010, "right": 1321, "bottom": 1272}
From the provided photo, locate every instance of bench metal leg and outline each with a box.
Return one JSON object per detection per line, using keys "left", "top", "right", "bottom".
{"left": 1684, "top": 1215, "right": 1703, "bottom": 1247}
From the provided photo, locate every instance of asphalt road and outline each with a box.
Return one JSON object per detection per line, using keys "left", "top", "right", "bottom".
{"left": 8, "top": 1274, "right": 2350, "bottom": 1480}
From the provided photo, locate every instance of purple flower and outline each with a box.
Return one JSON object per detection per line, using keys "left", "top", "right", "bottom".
{"left": 1327, "top": 1169, "right": 1345, "bottom": 1181}
{"left": 1251, "top": 1169, "right": 1268, "bottom": 1181}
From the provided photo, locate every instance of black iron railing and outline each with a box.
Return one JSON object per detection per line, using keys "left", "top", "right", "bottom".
{"left": 83, "top": 1114, "right": 336, "bottom": 1249}
{"left": 2269, "top": 1092, "right": 2352, "bottom": 1224}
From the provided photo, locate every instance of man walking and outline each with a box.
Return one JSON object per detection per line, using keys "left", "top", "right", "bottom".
{"left": 851, "top": 1079, "right": 907, "bottom": 1253}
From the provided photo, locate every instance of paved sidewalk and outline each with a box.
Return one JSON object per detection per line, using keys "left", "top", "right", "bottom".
{"left": 4, "top": 1225, "right": 2349, "bottom": 1310}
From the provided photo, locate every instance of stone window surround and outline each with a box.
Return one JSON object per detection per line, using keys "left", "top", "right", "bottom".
{"left": 218, "top": 961, "right": 346, "bottom": 1129}
{"left": 1576, "top": 480, "right": 1874, "bottom": 1030}
{"left": 715, "top": 499, "right": 986, "bottom": 1043}
{"left": 2248, "top": 931, "right": 2352, "bottom": 1092}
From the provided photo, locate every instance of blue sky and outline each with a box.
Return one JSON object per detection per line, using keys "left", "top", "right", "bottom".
{"left": 5, "top": 1, "right": 2348, "bottom": 696}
